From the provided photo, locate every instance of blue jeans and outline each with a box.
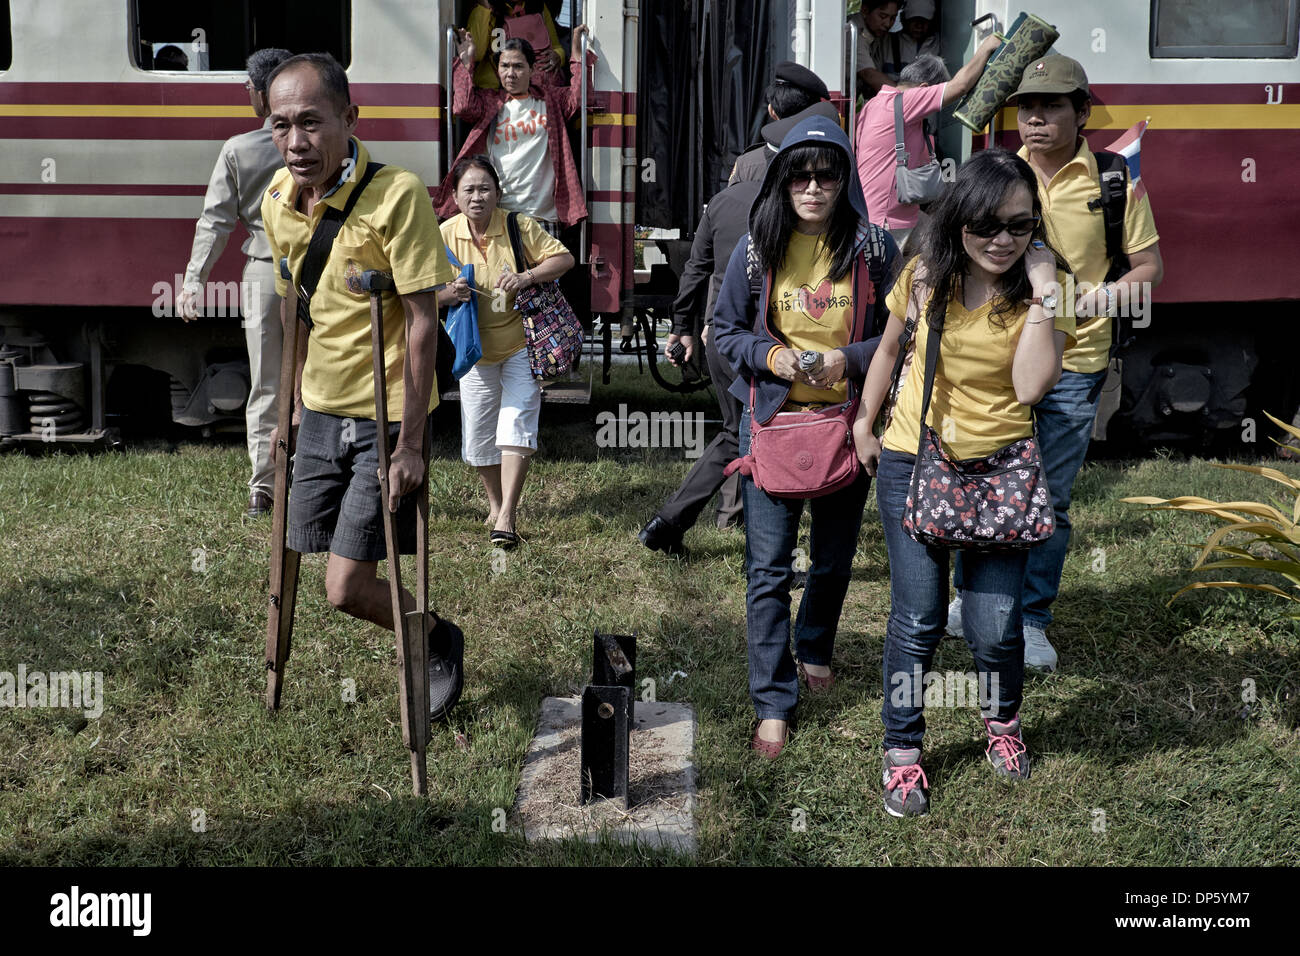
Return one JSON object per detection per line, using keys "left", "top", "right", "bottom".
{"left": 954, "top": 368, "right": 1107, "bottom": 628}
{"left": 739, "top": 408, "right": 870, "bottom": 721}
{"left": 876, "top": 448, "right": 1027, "bottom": 749}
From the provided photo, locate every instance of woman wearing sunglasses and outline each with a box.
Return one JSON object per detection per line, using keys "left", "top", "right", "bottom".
{"left": 852, "top": 148, "right": 1075, "bottom": 816}
{"left": 714, "top": 116, "right": 899, "bottom": 758}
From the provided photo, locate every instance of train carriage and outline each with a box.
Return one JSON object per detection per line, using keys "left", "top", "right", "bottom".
{"left": 1, "top": 0, "right": 1298, "bottom": 449}
{"left": 637, "top": 0, "right": 1300, "bottom": 444}
{"left": 0, "top": 0, "right": 637, "bottom": 444}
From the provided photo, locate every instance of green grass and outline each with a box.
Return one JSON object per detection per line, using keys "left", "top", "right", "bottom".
{"left": 1, "top": 367, "right": 1298, "bottom": 865}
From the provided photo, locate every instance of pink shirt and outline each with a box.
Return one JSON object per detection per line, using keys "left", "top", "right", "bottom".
{"left": 855, "top": 83, "right": 946, "bottom": 231}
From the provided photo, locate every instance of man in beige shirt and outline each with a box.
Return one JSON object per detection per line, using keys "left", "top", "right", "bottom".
{"left": 849, "top": 0, "right": 902, "bottom": 97}
{"left": 179, "top": 47, "right": 292, "bottom": 517}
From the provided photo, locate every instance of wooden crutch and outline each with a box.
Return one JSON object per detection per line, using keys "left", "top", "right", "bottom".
{"left": 362, "top": 269, "right": 432, "bottom": 798}
{"left": 265, "top": 260, "right": 303, "bottom": 711}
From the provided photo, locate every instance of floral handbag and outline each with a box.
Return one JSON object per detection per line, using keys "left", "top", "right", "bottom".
{"left": 902, "top": 320, "right": 1055, "bottom": 549}
{"left": 505, "top": 212, "right": 583, "bottom": 381}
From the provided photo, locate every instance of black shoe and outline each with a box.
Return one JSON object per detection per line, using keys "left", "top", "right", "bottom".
{"left": 248, "top": 490, "right": 273, "bottom": 518}
{"left": 639, "top": 515, "right": 688, "bottom": 558}
{"left": 790, "top": 570, "right": 808, "bottom": 590}
{"left": 489, "top": 529, "right": 520, "bottom": 550}
{"left": 427, "top": 616, "right": 465, "bottom": 723}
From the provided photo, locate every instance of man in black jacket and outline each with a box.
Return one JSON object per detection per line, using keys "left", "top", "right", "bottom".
{"left": 729, "top": 62, "right": 834, "bottom": 186}
{"left": 639, "top": 86, "right": 838, "bottom": 557}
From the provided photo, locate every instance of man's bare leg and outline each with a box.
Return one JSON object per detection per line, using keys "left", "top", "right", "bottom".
{"left": 325, "top": 552, "right": 420, "bottom": 632}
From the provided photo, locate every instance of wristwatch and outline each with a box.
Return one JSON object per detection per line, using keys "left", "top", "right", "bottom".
{"left": 1025, "top": 292, "right": 1059, "bottom": 317}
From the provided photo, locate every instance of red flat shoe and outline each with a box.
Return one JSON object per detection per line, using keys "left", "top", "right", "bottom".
{"left": 799, "top": 662, "right": 836, "bottom": 693}
{"left": 750, "top": 725, "right": 788, "bottom": 759}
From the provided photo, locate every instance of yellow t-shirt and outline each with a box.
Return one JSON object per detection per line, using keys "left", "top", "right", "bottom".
{"left": 1018, "top": 141, "right": 1159, "bottom": 374}
{"left": 881, "top": 257, "right": 1078, "bottom": 460}
{"left": 439, "top": 208, "right": 570, "bottom": 364}
{"left": 467, "top": 4, "right": 566, "bottom": 91}
{"left": 262, "top": 138, "right": 457, "bottom": 420}
{"left": 770, "top": 231, "right": 854, "bottom": 405}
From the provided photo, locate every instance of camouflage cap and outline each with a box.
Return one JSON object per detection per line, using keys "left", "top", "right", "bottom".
{"left": 1007, "top": 54, "right": 1089, "bottom": 105}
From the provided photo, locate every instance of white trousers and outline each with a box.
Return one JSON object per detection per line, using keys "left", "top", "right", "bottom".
{"left": 241, "top": 256, "right": 282, "bottom": 494}
{"left": 459, "top": 347, "right": 541, "bottom": 466}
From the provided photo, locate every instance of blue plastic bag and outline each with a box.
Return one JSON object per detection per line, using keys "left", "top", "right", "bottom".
{"left": 444, "top": 249, "right": 482, "bottom": 380}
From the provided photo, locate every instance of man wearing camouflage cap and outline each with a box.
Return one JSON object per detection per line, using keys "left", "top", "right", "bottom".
{"left": 950, "top": 54, "right": 1164, "bottom": 672}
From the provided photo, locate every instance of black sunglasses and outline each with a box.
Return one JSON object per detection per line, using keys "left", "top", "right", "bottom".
{"left": 964, "top": 216, "right": 1041, "bottom": 238}
{"left": 788, "top": 168, "right": 842, "bottom": 191}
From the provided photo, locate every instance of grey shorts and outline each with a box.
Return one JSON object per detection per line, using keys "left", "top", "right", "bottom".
{"left": 288, "top": 408, "right": 419, "bottom": 562}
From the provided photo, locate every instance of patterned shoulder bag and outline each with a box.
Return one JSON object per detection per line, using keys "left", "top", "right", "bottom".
{"left": 902, "top": 319, "right": 1055, "bottom": 549}
{"left": 505, "top": 212, "right": 583, "bottom": 380}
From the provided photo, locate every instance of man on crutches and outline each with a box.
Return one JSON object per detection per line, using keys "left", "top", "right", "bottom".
{"left": 258, "top": 52, "right": 463, "bottom": 795}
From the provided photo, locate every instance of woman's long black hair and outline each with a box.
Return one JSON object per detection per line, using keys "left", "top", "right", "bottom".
{"left": 750, "top": 144, "right": 860, "bottom": 283}
{"left": 908, "top": 148, "right": 1060, "bottom": 331}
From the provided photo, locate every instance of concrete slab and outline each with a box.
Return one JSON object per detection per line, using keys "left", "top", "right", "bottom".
{"left": 512, "top": 696, "right": 696, "bottom": 854}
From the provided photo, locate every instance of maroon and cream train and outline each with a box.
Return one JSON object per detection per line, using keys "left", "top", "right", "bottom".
{"left": 0, "top": 0, "right": 1296, "bottom": 445}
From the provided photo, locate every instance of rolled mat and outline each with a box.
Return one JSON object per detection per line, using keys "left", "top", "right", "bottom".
{"left": 952, "top": 12, "right": 1060, "bottom": 133}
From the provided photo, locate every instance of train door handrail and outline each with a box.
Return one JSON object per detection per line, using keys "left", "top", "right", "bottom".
{"left": 579, "top": 3, "right": 590, "bottom": 265}
{"left": 845, "top": 20, "right": 858, "bottom": 139}
{"left": 444, "top": 26, "right": 458, "bottom": 170}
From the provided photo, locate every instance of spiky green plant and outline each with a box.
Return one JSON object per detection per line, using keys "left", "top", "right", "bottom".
{"left": 1122, "top": 412, "right": 1300, "bottom": 616}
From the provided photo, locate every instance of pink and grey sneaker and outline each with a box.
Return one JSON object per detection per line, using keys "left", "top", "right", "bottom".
{"left": 882, "top": 747, "right": 930, "bottom": 817}
{"left": 984, "top": 716, "right": 1032, "bottom": 780}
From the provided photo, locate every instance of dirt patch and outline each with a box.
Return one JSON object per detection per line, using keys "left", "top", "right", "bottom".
{"left": 512, "top": 697, "right": 695, "bottom": 850}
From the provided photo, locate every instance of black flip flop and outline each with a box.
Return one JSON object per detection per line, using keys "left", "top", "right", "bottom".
{"left": 489, "top": 529, "right": 520, "bottom": 550}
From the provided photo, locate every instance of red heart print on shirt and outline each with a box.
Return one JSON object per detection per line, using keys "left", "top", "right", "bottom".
{"left": 797, "top": 278, "right": 834, "bottom": 320}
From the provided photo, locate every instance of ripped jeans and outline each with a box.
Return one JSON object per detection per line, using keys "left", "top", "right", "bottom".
{"left": 875, "top": 448, "right": 1028, "bottom": 750}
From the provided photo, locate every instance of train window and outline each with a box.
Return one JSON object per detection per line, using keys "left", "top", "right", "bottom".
{"left": 1151, "top": 0, "right": 1299, "bottom": 58}
{"left": 1, "top": 2, "right": 10, "bottom": 71}
{"left": 131, "top": 0, "right": 351, "bottom": 71}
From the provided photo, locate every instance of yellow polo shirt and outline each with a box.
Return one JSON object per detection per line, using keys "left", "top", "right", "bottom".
{"left": 882, "top": 256, "right": 1077, "bottom": 461}
{"left": 439, "top": 208, "right": 569, "bottom": 365}
{"left": 262, "top": 138, "right": 455, "bottom": 420}
{"left": 1018, "top": 141, "right": 1159, "bottom": 374}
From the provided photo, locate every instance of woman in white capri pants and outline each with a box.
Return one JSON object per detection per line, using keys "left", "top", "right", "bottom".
{"left": 438, "top": 155, "right": 574, "bottom": 548}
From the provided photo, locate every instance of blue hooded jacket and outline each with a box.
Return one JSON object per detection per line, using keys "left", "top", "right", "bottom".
{"left": 713, "top": 115, "right": 899, "bottom": 425}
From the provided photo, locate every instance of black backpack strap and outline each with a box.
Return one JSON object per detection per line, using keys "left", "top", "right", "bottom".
{"left": 1089, "top": 150, "right": 1130, "bottom": 283}
{"left": 294, "top": 160, "right": 384, "bottom": 330}
{"left": 865, "top": 222, "right": 888, "bottom": 336}
{"left": 505, "top": 211, "right": 532, "bottom": 273}
{"left": 743, "top": 234, "right": 762, "bottom": 301}
{"left": 1090, "top": 150, "right": 1132, "bottom": 355}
